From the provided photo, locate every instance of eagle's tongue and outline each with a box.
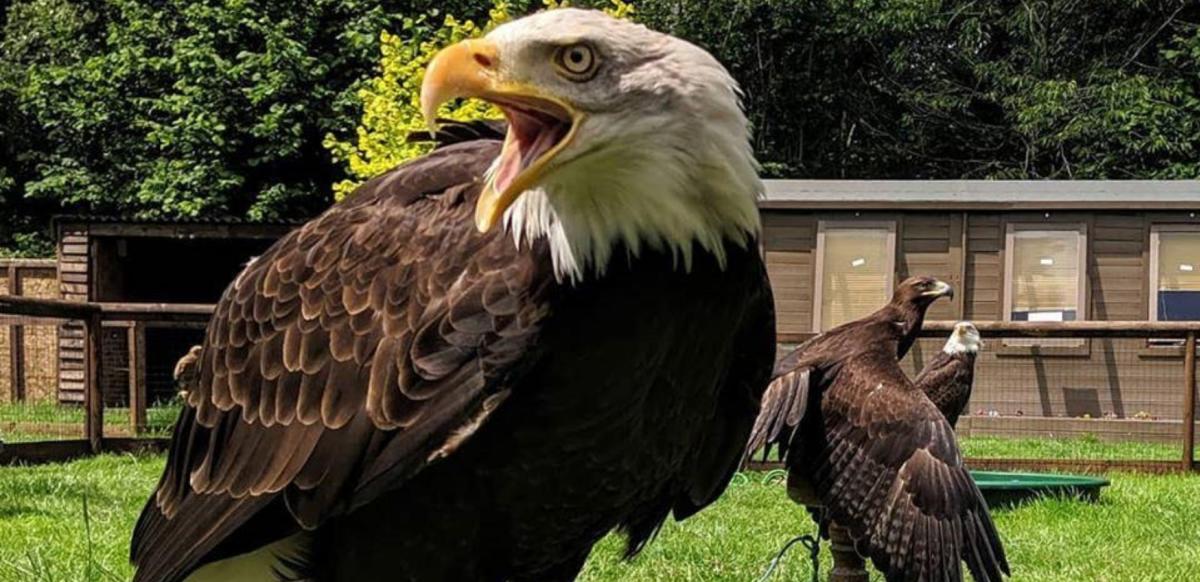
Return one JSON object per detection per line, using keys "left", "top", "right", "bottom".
{"left": 493, "top": 106, "right": 570, "bottom": 194}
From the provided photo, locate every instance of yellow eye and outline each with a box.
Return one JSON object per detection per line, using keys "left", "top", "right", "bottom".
{"left": 554, "top": 43, "right": 598, "bottom": 80}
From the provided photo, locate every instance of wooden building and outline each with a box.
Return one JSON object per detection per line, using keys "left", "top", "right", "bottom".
{"left": 41, "top": 184, "right": 1200, "bottom": 444}
{"left": 760, "top": 180, "right": 1200, "bottom": 442}
{"left": 54, "top": 216, "right": 300, "bottom": 405}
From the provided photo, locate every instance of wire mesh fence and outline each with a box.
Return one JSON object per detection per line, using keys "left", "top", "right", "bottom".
{"left": 0, "top": 296, "right": 209, "bottom": 458}
{"left": 0, "top": 313, "right": 82, "bottom": 444}
{"left": 767, "top": 321, "right": 1200, "bottom": 474}
{"left": 2, "top": 290, "right": 1199, "bottom": 474}
{"left": 911, "top": 323, "right": 1197, "bottom": 472}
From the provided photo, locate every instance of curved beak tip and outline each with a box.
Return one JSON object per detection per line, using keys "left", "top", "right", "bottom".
{"left": 938, "top": 281, "right": 955, "bottom": 298}
{"left": 419, "top": 39, "right": 499, "bottom": 132}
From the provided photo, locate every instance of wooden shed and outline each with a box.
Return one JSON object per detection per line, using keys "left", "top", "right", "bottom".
{"left": 54, "top": 216, "right": 301, "bottom": 405}
{"left": 760, "top": 180, "right": 1200, "bottom": 437}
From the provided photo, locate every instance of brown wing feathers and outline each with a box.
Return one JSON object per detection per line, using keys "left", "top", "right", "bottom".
{"left": 815, "top": 358, "right": 1008, "bottom": 582}
{"left": 132, "top": 140, "right": 553, "bottom": 582}
{"left": 744, "top": 365, "right": 810, "bottom": 458}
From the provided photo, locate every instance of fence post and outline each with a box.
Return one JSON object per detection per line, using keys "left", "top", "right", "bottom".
{"left": 84, "top": 312, "right": 104, "bottom": 454}
{"left": 1184, "top": 331, "right": 1196, "bottom": 473}
{"left": 128, "top": 322, "right": 147, "bottom": 434}
{"left": 7, "top": 264, "right": 25, "bottom": 402}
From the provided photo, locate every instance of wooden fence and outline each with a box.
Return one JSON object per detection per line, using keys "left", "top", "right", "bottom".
{"left": 0, "top": 295, "right": 210, "bottom": 463}
{"left": 0, "top": 294, "right": 1198, "bottom": 474}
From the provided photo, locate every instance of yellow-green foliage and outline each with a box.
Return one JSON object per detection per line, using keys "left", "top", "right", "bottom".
{"left": 325, "top": 0, "right": 634, "bottom": 200}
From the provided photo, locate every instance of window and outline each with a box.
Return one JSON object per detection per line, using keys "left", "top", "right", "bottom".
{"left": 1003, "top": 223, "right": 1087, "bottom": 347}
{"left": 1151, "top": 226, "right": 1200, "bottom": 322}
{"left": 813, "top": 221, "right": 896, "bottom": 331}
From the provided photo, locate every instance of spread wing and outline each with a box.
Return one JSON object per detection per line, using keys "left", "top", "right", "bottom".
{"left": 813, "top": 352, "right": 1008, "bottom": 582}
{"left": 915, "top": 351, "right": 974, "bottom": 428}
{"left": 744, "top": 321, "right": 877, "bottom": 461}
{"left": 131, "top": 140, "right": 554, "bottom": 582}
{"left": 744, "top": 351, "right": 812, "bottom": 459}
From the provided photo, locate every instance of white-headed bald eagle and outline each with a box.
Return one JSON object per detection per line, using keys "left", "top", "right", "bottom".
{"left": 130, "top": 9, "right": 775, "bottom": 582}
{"left": 916, "top": 321, "right": 982, "bottom": 428}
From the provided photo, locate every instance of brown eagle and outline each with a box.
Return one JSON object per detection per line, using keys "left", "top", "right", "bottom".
{"left": 747, "top": 277, "right": 1009, "bottom": 582}
{"left": 131, "top": 9, "right": 775, "bottom": 582}
{"left": 915, "top": 321, "right": 982, "bottom": 428}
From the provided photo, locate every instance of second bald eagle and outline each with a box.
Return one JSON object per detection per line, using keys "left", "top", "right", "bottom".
{"left": 917, "top": 321, "right": 982, "bottom": 428}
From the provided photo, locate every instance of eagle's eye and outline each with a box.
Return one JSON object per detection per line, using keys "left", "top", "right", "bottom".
{"left": 554, "top": 43, "right": 598, "bottom": 80}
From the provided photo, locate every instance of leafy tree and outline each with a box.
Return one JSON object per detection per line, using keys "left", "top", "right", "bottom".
{"left": 324, "top": 0, "right": 512, "bottom": 200}
{"left": 0, "top": 0, "right": 495, "bottom": 225}
{"left": 637, "top": 0, "right": 1200, "bottom": 179}
{"left": 1, "top": 0, "right": 1197, "bottom": 258}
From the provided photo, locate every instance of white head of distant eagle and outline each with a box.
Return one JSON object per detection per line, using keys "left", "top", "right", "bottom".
{"left": 944, "top": 321, "right": 983, "bottom": 355}
{"left": 421, "top": 8, "right": 762, "bottom": 281}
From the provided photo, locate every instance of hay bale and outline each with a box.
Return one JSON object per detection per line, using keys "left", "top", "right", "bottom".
{"left": 20, "top": 270, "right": 59, "bottom": 402}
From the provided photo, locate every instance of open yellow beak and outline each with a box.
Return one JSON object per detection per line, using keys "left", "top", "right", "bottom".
{"left": 421, "top": 39, "right": 582, "bottom": 232}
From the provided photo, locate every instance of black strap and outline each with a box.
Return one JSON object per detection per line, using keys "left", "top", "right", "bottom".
{"left": 755, "top": 533, "right": 820, "bottom": 582}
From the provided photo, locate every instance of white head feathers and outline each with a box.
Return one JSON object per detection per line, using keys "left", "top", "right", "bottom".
{"left": 943, "top": 322, "right": 983, "bottom": 355}
{"left": 493, "top": 9, "right": 762, "bottom": 282}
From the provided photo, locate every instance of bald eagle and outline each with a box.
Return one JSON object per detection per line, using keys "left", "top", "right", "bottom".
{"left": 131, "top": 9, "right": 775, "bottom": 582}
{"left": 747, "top": 277, "right": 1009, "bottom": 582}
{"left": 916, "top": 321, "right": 982, "bottom": 428}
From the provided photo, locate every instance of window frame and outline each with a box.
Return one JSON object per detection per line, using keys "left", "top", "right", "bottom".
{"left": 812, "top": 220, "right": 897, "bottom": 332}
{"left": 1148, "top": 224, "right": 1200, "bottom": 323}
{"left": 999, "top": 221, "right": 1089, "bottom": 355}
{"left": 1143, "top": 224, "right": 1200, "bottom": 353}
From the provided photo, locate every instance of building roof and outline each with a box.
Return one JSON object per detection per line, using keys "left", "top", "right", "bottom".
{"left": 52, "top": 214, "right": 307, "bottom": 226}
{"left": 761, "top": 180, "right": 1200, "bottom": 210}
{"left": 52, "top": 214, "right": 306, "bottom": 240}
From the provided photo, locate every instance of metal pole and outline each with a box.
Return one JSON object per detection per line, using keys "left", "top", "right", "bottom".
{"left": 1184, "top": 331, "right": 1196, "bottom": 473}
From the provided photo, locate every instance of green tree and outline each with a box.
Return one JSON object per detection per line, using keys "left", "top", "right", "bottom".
{"left": 637, "top": 0, "right": 1200, "bottom": 179}
{"left": 0, "top": 0, "right": 496, "bottom": 225}
{"left": 325, "top": 0, "right": 514, "bottom": 200}
{"left": 2, "top": 0, "right": 1198, "bottom": 258}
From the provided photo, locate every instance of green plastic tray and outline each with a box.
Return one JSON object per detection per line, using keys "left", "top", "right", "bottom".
{"left": 970, "top": 470, "right": 1111, "bottom": 508}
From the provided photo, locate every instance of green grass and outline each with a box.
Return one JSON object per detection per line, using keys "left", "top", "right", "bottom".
{"left": 0, "top": 402, "right": 180, "bottom": 442}
{"left": 960, "top": 435, "right": 1181, "bottom": 461}
{"left": 747, "top": 435, "right": 1183, "bottom": 465}
{"left": 1, "top": 453, "right": 1199, "bottom": 581}
{"left": 0, "top": 454, "right": 162, "bottom": 581}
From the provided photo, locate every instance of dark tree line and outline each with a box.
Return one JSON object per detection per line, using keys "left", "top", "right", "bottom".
{"left": 2, "top": 0, "right": 1197, "bottom": 255}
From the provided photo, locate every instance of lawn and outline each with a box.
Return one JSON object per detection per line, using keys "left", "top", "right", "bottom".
{"left": 3, "top": 400, "right": 1184, "bottom": 463}
{"left": 960, "top": 435, "right": 1181, "bottom": 461}
{"left": 2, "top": 453, "right": 1199, "bottom": 581}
